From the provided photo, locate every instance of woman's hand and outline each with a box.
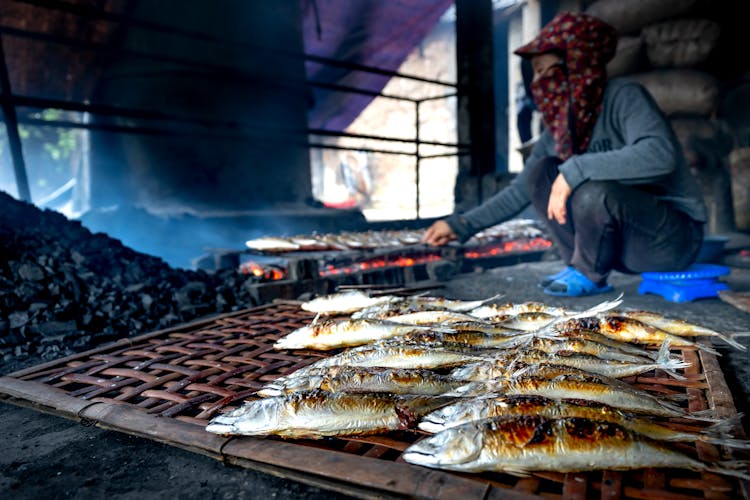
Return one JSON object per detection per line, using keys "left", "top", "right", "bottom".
{"left": 547, "top": 173, "right": 572, "bottom": 225}
{"left": 422, "top": 220, "right": 457, "bottom": 246}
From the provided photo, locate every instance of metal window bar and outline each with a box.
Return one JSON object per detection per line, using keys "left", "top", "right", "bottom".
{"left": 0, "top": 0, "right": 469, "bottom": 218}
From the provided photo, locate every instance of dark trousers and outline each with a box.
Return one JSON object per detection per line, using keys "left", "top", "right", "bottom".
{"left": 526, "top": 157, "right": 704, "bottom": 284}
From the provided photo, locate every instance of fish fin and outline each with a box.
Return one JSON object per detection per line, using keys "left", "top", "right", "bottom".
{"left": 502, "top": 467, "right": 532, "bottom": 478}
{"left": 655, "top": 339, "right": 690, "bottom": 380}
{"left": 482, "top": 293, "right": 505, "bottom": 305}
{"left": 558, "top": 293, "right": 625, "bottom": 323}
{"left": 706, "top": 462, "right": 750, "bottom": 481}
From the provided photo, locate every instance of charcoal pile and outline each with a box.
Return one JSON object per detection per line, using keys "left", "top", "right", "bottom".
{"left": 0, "top": 192, "right": 261, "bottom": 374}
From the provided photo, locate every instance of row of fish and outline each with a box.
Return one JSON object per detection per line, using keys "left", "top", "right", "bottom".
{"left": 244, "top": 219, "right": 546, "bottom": 254}
{"left": 206, "top": 291, "right": 749, "bottom": 481}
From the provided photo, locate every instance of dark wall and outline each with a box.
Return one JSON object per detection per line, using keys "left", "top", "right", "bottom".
{"left": 88, "top": 1, "right": 311, "bottom": 213}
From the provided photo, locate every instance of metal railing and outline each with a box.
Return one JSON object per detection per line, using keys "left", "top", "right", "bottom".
{"left": 0, "top": 0, "right": 469, "bottom": 218}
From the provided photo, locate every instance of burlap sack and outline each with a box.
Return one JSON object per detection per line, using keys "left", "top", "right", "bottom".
{"left": 643, "top": 19, "right": 720, "bottom": 68}
{"left": 607, "top": 35, "right": 645, "bottom": 77}
{"left": 729, "top": 148, "right": 750, "bottom": 230}
{"left": 629, "top": 69, "right": 719, "bottom": 116}
{"left": 585, "top": 0, "right": 697, "bottom": 35}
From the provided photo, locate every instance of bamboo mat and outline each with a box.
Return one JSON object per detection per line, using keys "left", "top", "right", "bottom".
{"left": 1, "top": 302, "right": 748, "bottom": 499}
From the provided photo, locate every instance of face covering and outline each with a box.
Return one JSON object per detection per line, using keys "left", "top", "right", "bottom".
{"left": 530, "top": 60, "right": 606, "bottom": 161}
{"left": 515, "top": 12, "right": 617, "bottom": 161}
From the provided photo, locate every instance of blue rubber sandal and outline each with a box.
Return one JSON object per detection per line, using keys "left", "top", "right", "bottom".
{"left": 543, "top": 268, "right": 614, "bottom": 297}
{"left": 539, "top": 266, "right": 575, "bottom": 288}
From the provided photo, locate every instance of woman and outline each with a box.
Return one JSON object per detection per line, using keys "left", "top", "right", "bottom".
{"left": 423, "top": 12, "right": 706, "bottom": 297}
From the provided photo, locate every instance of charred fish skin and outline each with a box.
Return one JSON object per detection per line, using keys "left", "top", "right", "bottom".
{"left": 205, "top": 390, "right": 451, "bottom": 439}
{"left": 403, "top": 415, "right": 716, "bottom": 476}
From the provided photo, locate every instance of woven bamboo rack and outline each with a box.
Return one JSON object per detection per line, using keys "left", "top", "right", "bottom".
{"left": 1, "top": 302, "right": 748, "bottom": 499}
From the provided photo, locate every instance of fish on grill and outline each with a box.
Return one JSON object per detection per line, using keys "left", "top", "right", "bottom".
{"left": 272, "top": 341, "right": 488, "bottom": 385}
{"left": 555, "top": 316, "right": 720, "bottom": 354}
{"left": 300, "top": 290, "right": 400, "bottom": 315}
{"left": 445, "top": 364, "right": 690, "bottom": 417}
{"left": 449, "top": 339, "right": 688, "bottom": 380}
{"left": 615, "top": 310, "right": 746, "bottom": 351}
{"left": 273, "top": 317, "right": 450, "bottom": 350}
{"left": 258, "top": 366, "right": 466, "bottom": 397}
{"left": 417, "top": 394, "right": 750, "bottom": 450}
{"left": 402, "top": 415, "right": 750, "bottom": 479}
{"left": 206, "top": 390, "right": 452, "bottom": 439}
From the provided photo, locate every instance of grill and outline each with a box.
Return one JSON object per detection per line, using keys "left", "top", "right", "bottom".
{"left": 1, "top": 300, "right": 747, "bottom": 499}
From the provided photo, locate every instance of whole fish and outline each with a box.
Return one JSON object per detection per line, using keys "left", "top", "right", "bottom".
{"left": 274, "top": 342, "right": 487, "bottom": 384}
{"left": 394, "top": 330, "right": 539, "bottom": 350}
{"left": 301, "top": 290, "right": 400, "bottom": 315}
{"left": 258, "top": 366, "right": 466, "bottom": 397}
{"left": 445, "top": 365, "right": 689, "bottom": 417}
{"left": 494, "top": 312, "right": 562, "bottom": 331}
{"left": 615, "top": 310, "right": 746, "bottom": 351}
{"left": 402, "top": 415, "right": 750, "bottom": 478}
{"left": 245, "top": 236, "right": 300, "bottom": 252}
{"left": 523, "top": 336, "right": 655, "bottom": 363}
{"left": 555, "top": 316, "right": 720, "bottom": 355}
{"left": 450, "top": 341, "right": 688, "bottom": 380}
{"left": 352, "top": 295, "right": 502, "bottom": 320}
{"left": 551, "top": 328, "right": 659, "bottom": 360}
{"left": 273, "top": 318, "right": 448, "bottom": 350}
{"left": 417, "top": 394, "right": 750, "bottom": 450}
{"left": 388, "top": 310, "right": 495, "bottom": 326}
{"left": 206, "top": 390, "right": 452, "bottom": 438}
{"left": 469, "top": 302, "right": 572, "bottom": 320}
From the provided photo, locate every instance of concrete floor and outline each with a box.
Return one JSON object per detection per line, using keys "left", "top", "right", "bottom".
{"left": 2, "top": 256, "right": 750, "bottom": 499}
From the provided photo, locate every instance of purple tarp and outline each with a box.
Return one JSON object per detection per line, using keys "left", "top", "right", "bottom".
{"left": 301, "top": 0, "right": 453, "bottom": 131}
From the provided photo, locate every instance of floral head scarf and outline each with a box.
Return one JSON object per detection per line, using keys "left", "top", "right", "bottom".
{"left": 515, "top": 12, "right": 617, "bottom": 160}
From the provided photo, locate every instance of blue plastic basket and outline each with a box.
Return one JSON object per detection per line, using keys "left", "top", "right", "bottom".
{"left": 638, "top": 264, "right": 730, "bottom": 303}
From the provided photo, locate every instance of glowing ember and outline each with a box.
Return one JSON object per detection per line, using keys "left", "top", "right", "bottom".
{"left": 464, "top": 237, "right": 552, "bottom": 259}
{"left": 319, "top": 254, "right": 442, "bottom": 277}
{"left": 240, "top": 261, "right": 287, "bottom": 281}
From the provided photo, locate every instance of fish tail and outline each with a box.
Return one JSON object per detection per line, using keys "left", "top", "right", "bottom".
{"left": 704, "top": 436, "right": 750, "bottom": 449}
{"left": 695, "top": 341, "right": 721, "bottom": 356}
{"left": 706, "top": 413, "right": 744, "bottom": 434}
{"left": 706, "top": 461, "right": 750, "bottom": 481}
{"left": 716, "top": 333, "right": 748, "bottom": 351}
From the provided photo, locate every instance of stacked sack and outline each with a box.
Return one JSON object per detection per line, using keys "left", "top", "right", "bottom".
{"left": 584, "top": 0, "right": 738, "bottom": 232}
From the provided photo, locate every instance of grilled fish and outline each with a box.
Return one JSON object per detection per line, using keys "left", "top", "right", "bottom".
{"left": 275, "top": 342, "right": 487, "bottom": 384}
{"left": 206, "top": 390, "right": 451, "bottom": 439}
{"left": 417, "top": 394, "right": 750, "bottom": 449}
{"left": 469, "top": 302, "right": 572, "bottom": 320}
{"left": 258, "top": 366, "right": 466, "bottom": 397}
{"left": 300, "top": 290, "right": 403, "bottom": 315}
{"left": 616, "top": 310, "right": 746, "bottom": 351}
{"left": 445, "top": 365, "right": 689, "bottom": 417}
{"left": 450, "top": 340, "right": 687, "bottom": 380}
{"left": 556, "top": 316, "right": 720, "bottom": 354}
{"left": 403, "top": 415, "right": 750, "bottom": 478}
{"left": 273, "top": 318, "right": 448, "bottom": 350}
